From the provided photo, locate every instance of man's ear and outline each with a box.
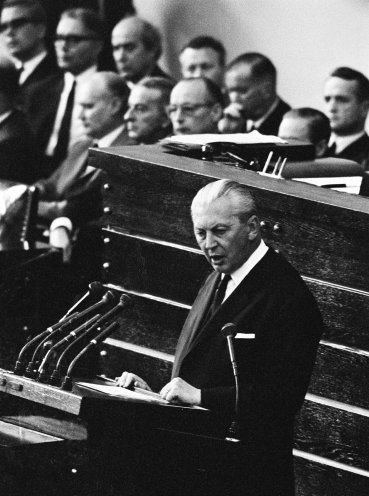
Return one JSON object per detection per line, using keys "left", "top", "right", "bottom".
{"left": 211, "top": 102, "right": 224, "bottom": 123}
{"left": 110, "top": 96, "right": 124, "bottom": 116}
{"left": 246, "top": 215, "right": 260, "bottom": 240}
{"left": 315, "top": 139, "right": 328, "bottom": 158}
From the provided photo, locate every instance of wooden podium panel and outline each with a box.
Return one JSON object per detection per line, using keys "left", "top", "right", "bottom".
{"left": 88, "top": 144, "right": 369, "bottom": 495}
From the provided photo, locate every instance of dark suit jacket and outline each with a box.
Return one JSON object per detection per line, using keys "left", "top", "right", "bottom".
{"left": 172, "top": 248, "right": 322, "bottom": 494}
{"left": 37, "top": 128, "right": 136, "bottom": 226}
{"left": 0, "top": 109, "right": 41, "bottom": 184}
{"left": 257, "top": 98, "right": 291, "bottom": 136}
{"left": 327, "top": 133, "right": 369, "bottom": 169}
{"left": 17, "top": 52, "right": 61, "bottom": 112}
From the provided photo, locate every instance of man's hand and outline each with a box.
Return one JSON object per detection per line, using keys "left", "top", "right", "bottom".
{"left": 160, "top": 377, "right": 201, "bottom": 406}
{"left": 115, "top": 371, "right": 152, "bottom": 391}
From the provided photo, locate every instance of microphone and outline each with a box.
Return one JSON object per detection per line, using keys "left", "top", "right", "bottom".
{"left": 14, "top": 311, "right": 79, "bottom": 375}
{"left": 36, "top": 314, "right": 101, "bottom": 383}
{"left": 59, "top": 281, "right": 104, "bottom": 321}
{"left": 61, "top": 321, "right": 120, "bottom": 390}
{"left": 24, "top": 291, "right": 117, "bottom": 378}
{"left": 49, "top": 294, "right": 133, "bottom": 385}
{"left": 221, "top": 323, "right": 240, "bottom": 442}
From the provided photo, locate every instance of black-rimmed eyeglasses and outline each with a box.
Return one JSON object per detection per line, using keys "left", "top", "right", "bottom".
{"left": 0, "top": 17, "right": 34, "bottom": 33}
{"left": 166, "top": 103, "right": 215, "bottom": 117}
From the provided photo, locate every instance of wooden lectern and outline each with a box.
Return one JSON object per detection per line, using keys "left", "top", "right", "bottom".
{"left": 0, "top": 144, "right": 369, "bottom": 495}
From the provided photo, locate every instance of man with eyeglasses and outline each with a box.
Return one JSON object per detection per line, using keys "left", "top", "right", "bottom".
{"left": 124, "top": 76, "right": 174, "bottom": 144}
{"left": 168, "top": 77, "right": 224, "bottom": 135}
{"left": 0, "top": 0, "right": 60, "bottom": 109}
{"left": 26, "top": 7, "right": 105, "bottom": 177}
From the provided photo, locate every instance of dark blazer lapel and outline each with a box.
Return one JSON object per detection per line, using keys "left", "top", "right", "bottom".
{"left": 172, "top": 271, "right": 219, "bottom": 378}
{"left": 188, "top": 250, "right": 273, "bottom": 352}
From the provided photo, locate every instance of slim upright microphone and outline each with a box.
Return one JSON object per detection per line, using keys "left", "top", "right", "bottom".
{"left": 221, "top": 322, "right": 240, "bottom": 442}
{"left": 49, "top": 294, "right": 133, "bottom": 385}
{"left": 36, "top": 314, "right": 101, "bottom": 383}
{"left": 24, "top": 291, "right": 117, "bottom": 378}
{"left": 61, "top": 321, "right": 120, "bottom": 390}
{"left": 14, "top": 311, "right": 79, "bottom": 375}
{"left": 59, "top": 281, "right": 105, "bottom": 321}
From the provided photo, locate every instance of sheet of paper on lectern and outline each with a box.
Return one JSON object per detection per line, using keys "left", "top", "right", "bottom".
{"left": 162, "top": 130, "right": 286, "bottom": 146}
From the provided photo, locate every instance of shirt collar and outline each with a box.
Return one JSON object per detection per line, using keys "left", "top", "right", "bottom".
{"left": 247, "top": 97, "right": 280, "bottom": 132}
{"left": 329, "top": 131, "right": 365, "bottom": 154}
{"left": 97, "top": 124, "right": 125, "bottom": 148}
{"left": 15, "top": 51, "right": 47, "bottom": 84}
{"left": 64, "top": 65, "right": 97, "bottom": 85}
{"left": 227, "top": 239, "right": 268, "bottom": 287}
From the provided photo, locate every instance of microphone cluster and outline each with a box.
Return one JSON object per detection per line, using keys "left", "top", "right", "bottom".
{"left": 13, "top": 281, "right": 133, "bottom": 391}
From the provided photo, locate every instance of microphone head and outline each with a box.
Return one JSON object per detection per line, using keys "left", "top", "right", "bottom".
{"left": 221, "top": 323, "right": 237, "bottom": 338}
{"left": 102, "top": 290, "right": 118, "bottom": 304}
{"left": 119, "top": 293, "right": 134, "bottom": 308}
{"left": 88, "top": 281, "right": 104, "bottom": 297}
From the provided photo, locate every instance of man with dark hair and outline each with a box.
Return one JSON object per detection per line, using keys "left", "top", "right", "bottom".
{"left": 124, "top": 76, "right": 174, "bottom": 143}
{"left": 168, "top": 77, "right": 224, "bottom": 135}
{"left": 278, "top": 107, "right": 331, "bottom": 158}
{"left": 222, "top": 52, "right": 290, "bottom": 135}
{"left": 26, "top": 7, "right": 105, "bottom": 177}
{"left": 179, "top": 35, "right": 226, "bottom": 87}
{"left": 0, "top": 64, "right": 40, "bottom": 183}
{"left": 324, "top": 66, "right": 369, "bottom": 167}
{"left": 0, "top": 0, "right": 60, "bottom": 108}
{"left": 117, "top": 178, "right": 322, "bottom": 495}
{"left": 111, "top": 15, "right": 171, "bottom": 87}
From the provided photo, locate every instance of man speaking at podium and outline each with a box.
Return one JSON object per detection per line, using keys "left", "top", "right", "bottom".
{"left": 117, "top": 179, "right": 323, "bottom": 495}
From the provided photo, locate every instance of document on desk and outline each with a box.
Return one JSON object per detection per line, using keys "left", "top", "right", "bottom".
{"left": 161, "top": 130, "right": 286, "bottom": 146}
{"left": 77, "top": 382, "right": 206, "bottom": 409}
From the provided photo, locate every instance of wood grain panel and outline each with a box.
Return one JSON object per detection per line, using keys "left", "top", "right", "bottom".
{"left": 295, "top": 397, "right": 369, "bottom": 469}
{"left": 94, "top": 145, "right": 369, "bottom": 291}
{"left": 101, "top": 229, "right": 209, "bottom": 305}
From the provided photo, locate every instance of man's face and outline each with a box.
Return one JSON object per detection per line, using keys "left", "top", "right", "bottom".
{"left": 180, "top": 47, "right": 224, "bottom": 86}
{"left": 124, "top": 86, "right": 169, "bottom": 143}
{"left": 112, "top": 21, "right": 155, "bottom": 83}
{"left": 193, "top": 195, "right": 257, "bottom": 274}
{"left": 0, "top": 6, "right": 45, "bottom": 61}
{"left": 324, "top": 77, "right": 368, "bottom": 136}
{"left": 77, "top": 82, "right": 118, "bottom": 139}
{"left": 168, "top": 80, "right": 221, "bottom": 135}
{"left": 225, "top": 64, "right": 272, "bottom": 120}
{"left": 54, "top": 17, "right": 101, "bottom": 75}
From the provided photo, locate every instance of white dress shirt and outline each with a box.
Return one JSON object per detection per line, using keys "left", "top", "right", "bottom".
{"left": 329, "top": 131, "right": 365, "bottom": 154}
{"left": 223, "top": 240, "right": 269, "bottom": 302}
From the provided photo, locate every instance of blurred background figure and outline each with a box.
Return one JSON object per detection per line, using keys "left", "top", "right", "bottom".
{"left": 26, "top": 7, "right": 105, "bottom": 177}
{"left": 168, "top": 77, "right": 223, "bottom": 135}
{"left": 324, "top": 67, "right": 369, "bottom": 168}
{"left": 124, "top": 76, "right": 174, "bottom": 144}
{"left": 0, "top": 0, "right": 60, "bottom": 110}
{"left": 111, "top": 15, "right": 172, "bottom": 87}
{"left": 0, "top": 64, "right": 40, "bottom": 184}
{"left": 220, "top": 52, "right": 290, "bottom": 135}
{"left": 179, "top": 35, "right": 225, "bottom": 88}
{"left": 278, "top": 107, "right": 331, "bottom": 158}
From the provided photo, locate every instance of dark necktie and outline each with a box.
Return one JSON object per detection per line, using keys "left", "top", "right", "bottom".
{"left": 208, "top": 274, "right": 232, "bottom": 318}
{"left": 327, "top": 142, "right": 336, "bottom": 156}
{"left": 53, "top": 79, "right": 76, "bottom": 162}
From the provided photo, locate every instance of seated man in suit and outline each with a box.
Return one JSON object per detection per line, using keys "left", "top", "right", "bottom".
{"left": 36, "top": 71, "right": 131, "bottom": 264}
{"left": 168, "top": 77, "right": 224, "bottom": 135}
{"left": 26, "top": 7, "right": 105, "bottom": 177}
{"left": 117, "top": 179, "right": 323, "bottom": 495}
{"left": 278, "top": 107, "right": 331, "bottom": 158}
{"left": 111, "top": 15, "right": 172, "bottom": 88}
{"left": 179, "top": 35, "right": 226, "bottom": 88}
{"left": 0, "top": 0, "right": 60, "bottom": 109}
{"left": 220, "top": 52, "right": 290, "bottom": 135}
{"left": 324, "top": 67, "right": 369, "bottom": 168}
{"left": 124, "top": 76, "right": 174, "bottom": 144}
{"left": 0, "top": 64, "right": 40, "bottom": 184}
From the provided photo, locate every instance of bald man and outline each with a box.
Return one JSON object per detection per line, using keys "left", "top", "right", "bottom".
{"left": 111, "top": 15, "right": 171, "bottom": 87}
